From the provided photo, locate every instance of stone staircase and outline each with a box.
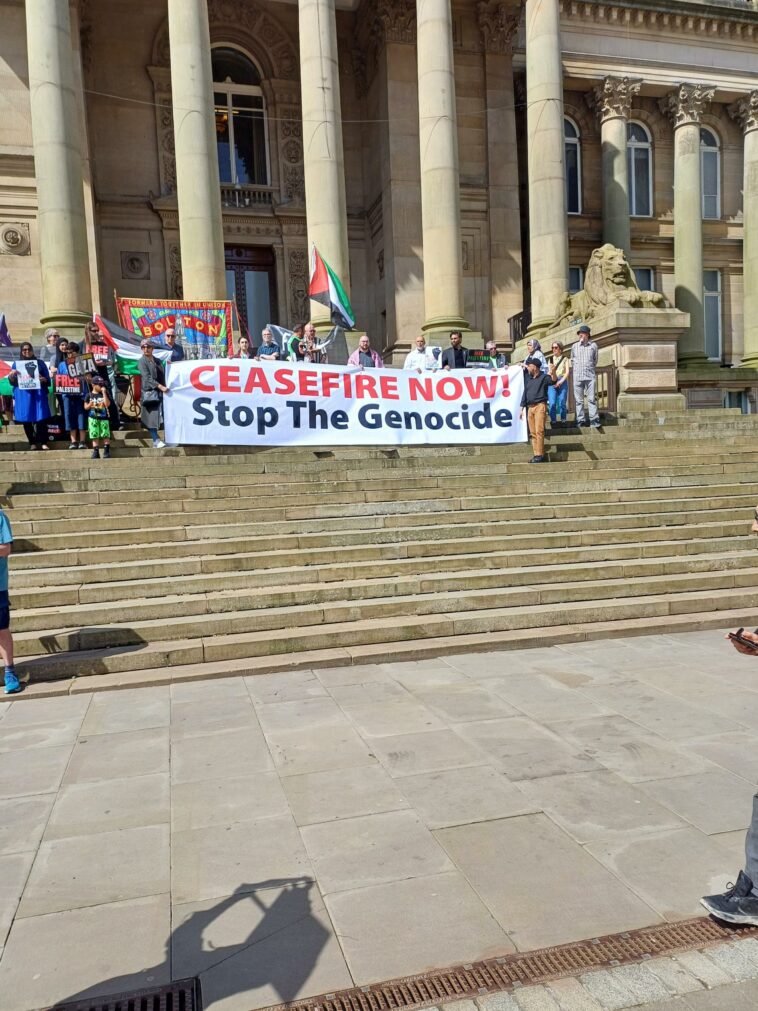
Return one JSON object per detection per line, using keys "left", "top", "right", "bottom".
{"left": 2, "top": 410, "right": 758, "bottom": 695}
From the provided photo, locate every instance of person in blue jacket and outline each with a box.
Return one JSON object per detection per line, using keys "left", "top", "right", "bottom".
{"left": 9, "top": 342, "right": 51, "bottom": 450}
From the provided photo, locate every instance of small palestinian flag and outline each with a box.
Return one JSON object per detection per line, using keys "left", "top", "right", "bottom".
{"left": 0, "top": 359, "right": 12, "bottom": 396}
{"left": 95, "top": 315, "right": 171, "bottom": 375}
{"left": 308, "top": 246, "right": 355, "bottom": 330}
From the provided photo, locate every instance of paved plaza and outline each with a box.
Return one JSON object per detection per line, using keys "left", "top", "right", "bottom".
{"left": 1, "top": 629, "right": 757, "bottom": 1011}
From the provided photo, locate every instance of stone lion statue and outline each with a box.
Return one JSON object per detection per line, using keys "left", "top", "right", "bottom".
{"left": 549, "top": 244, "right": 669, "bottom": 332}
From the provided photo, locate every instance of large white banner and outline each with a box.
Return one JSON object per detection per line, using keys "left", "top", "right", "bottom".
{"left": 164, "top": 359, "right": 527, "bottom": 447}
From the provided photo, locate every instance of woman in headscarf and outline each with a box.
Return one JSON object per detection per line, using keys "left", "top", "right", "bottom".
{"left": 9, "top": 342, "right": 52, "bottom": 449}
{"left": 524, "top": 338, "right": 548, "bottom": 374}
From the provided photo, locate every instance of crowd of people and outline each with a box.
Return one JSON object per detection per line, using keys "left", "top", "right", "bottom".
{"left": 2, "top": 319, "right": 600, "bottom": 461}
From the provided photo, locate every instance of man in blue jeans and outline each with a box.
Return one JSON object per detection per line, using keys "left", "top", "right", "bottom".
{"left": 0, "top": 508, "right": 21, "bottom": 694}
{"left": 700, "top": 506, "right": 758, "bottom": 924}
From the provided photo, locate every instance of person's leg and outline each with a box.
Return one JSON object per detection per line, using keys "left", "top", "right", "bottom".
{"left": 547, "top": 385, "right": 557, "bottom": 424}
{"left": 0, "top": 597, "right": 20, "bottom": 694}
{"left": 573, "top": 379, "right": 586, "bottom": 425}
{"left": 745, "top": 791, "right": 758, "bottom": 889}
{"left": 528, "top": 403, "right": 546, "bottom": 458}
{"left": 557, "top": 383, "right": 568, "bottom": 421}
{"left": 587, "top": 376, "right": 600, "bottom": 426}
{"left": 63, "top": 398, "right": 77, "bottom": 445}
{"left": 22, "top": 422, "right": 36, "bottom": 446}
{"left": 102, "top": 421, "right": 112, "bottom": 458}
{"left": 37, "top": 419, "right": 49, "bottom": 448}
{"left": 700, "top": 791, "right": 758, "bottom": 924}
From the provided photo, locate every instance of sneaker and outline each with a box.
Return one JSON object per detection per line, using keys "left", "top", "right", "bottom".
{"left": 103, "top": 446, "right": 111, "bottom": 459}
{"left": 29, "top": 444, "right": 39, "bottom": 451}
{"left": 529, "top": 455, "right": 546, "bottom": 463}
{"left": 701, "top": 871, "right": 758, "bottom": 925}
{"left": 4, "top": 671, "right": 22, "bottom": 695}
{"left": 78, "top": 443, "right": 87, "bottom": 449}
{"left": 68, "top": 442, "right": 78, "bottom": 450}
{"left": 153, "top": 439, "right": 166, "bottom": 449}
{"left": 590, "top": 422, "right": 602, "bottom": 429}
{"left": 91, "top": 448, "right": 100, "bottom": 459}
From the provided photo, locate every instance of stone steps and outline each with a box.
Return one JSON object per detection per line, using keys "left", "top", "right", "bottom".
{"left": 3, "top": 410, "right": 758, "bottom": 689}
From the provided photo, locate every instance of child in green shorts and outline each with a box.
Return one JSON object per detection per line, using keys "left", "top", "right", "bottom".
{"left": 84, "top": 375, "right": 111, "bottom": 459}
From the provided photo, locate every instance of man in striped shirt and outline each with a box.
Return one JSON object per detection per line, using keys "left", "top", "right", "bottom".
{"left": 571, "top": 325, "right": 600, "bottom": 429}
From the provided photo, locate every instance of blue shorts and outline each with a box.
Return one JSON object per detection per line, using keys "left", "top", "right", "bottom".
{"left": 0, "top": 590, "right": 9, "bottom": 632}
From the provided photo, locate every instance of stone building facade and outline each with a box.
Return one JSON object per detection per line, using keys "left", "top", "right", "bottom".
{"left": 1, "top": 0, "right": 757, "bottom": 381}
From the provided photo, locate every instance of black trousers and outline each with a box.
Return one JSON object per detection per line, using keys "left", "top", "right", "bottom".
{"left": 23, "top": 420, "right": 48, "bottom": 446}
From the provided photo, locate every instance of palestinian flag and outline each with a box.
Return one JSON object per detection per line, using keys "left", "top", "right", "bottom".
{"left": 0, "top": 358, "right": 12, "bottom": 396}
{"left": 95, "top": 315, "right": 171, "bottom": 375}
{"left": 309, "top": 246, "right": 355, "bottom": 330}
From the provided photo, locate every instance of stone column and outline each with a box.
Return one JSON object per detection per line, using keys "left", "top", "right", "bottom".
{"left": 25, "top": 0, "right": 92, "bottom": 328}
{"left": 478, "top": 2, "right": 523, "bottom": 339}
{"left": 525, "top": 0, "right": 568, "bottom": 332}
{"left": 660, "top": 83, "right": 715, "bottom": 367}
{"left": 168, "top": 0, "right": 226, "bottom": 300}
{"left": 729, "top": 92, "right": 758, "bottom": 369}
{"left": 588, "top": 76, "right": 641, "bottom": 256}
{"left": 298, "top": 0, "right": 351, "bottom": 335}
{"left": 416, "top": 0, "right": 468, "bottom": 333}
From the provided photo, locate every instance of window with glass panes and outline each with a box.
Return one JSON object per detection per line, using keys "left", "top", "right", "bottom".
{"left": 700, "top": 128, "right": 720, "bottom": 220}
{"left": 627, "top": 122, "right": 652, "bottom": 217}
{"left": 633, "top": 267, "right": 654, "bottom": 292}
{"left": 569, "top": 266, "right": 584, "bottom": 293}
{"left": 703, "top": 269, "right": 722, "bottom": 360}
{"left": 212, "top": 47, "right": 269, "bottom": 186}
{"left": 564, "top": 118, "right": 582, "bottom": 215}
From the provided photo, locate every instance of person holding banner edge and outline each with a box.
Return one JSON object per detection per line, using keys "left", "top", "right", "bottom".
{"left": 139, "top": 340, "right": 168, "bottom": 448}
{"left": 520, "top": 356, "right": 557, "bottom": 463}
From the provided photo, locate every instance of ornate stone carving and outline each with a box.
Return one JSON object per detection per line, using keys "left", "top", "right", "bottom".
{"left": 477, "top": 1, "right": 521, "bottom": 54}
{"left": 550, "top": 244, "right": 669, "bottom": 331}
{"left": 120, "top": 251, "right": 150, "bottom": 280}
{"left": 377, "top": 250, "right": 384, "bottom": 280}
{"left": 288, "top": 248, "right": 309, "bottom": 323}
{"left": 353, "top": 0, "right": 417, "bottom": 97}
{"left": 279, "top": 107, "right": 305, "bottom": 203}
{"left": 0, "top": 222, "right": 31, "bottom": 256}
{"left": 169, "top": 243, "right": 183, "bottom": 299}
{"left": 728, "top": 91, "right": 758, "bottom": 134}
{"left": 586, "top": 76, "right": 642, "bottom": 123}
{"left": 375, "top": 0, "right": 417, "bottom": 44}
{"left": 659, "top": 83, "right": 716, "bottom": 128}
{"left": 152, "top": 0, "right": 297, "bottom": 80}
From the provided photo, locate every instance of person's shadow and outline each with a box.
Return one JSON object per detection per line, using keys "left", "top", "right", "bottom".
{"left": 53, "top": 877, "right": 330, "bottom": 1010}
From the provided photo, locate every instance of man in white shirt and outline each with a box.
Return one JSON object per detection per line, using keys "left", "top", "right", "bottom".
{"left": 403, "top": 335, "right": 440, "bottom": 373}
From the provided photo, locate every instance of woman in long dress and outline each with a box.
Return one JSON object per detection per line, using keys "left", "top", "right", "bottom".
{"left": 9, "top": 342, "right": 52, "bottom": 450}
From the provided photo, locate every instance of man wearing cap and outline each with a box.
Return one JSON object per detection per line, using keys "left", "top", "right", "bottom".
{"left": 571, "top": 325, "right": 600, "bottom": 429}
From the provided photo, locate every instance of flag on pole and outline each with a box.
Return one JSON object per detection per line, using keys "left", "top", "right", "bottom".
{"left": 0, "top": 359, "right": 13, "bottom": 396}
{"left": 95, "top": 314, "right": 171, "bottom": 375}
{"left": 0, "top": 314, "right": 11, "bottom": 347}
{"left": 308, "top": 246, "right": 355, "bottom": 330}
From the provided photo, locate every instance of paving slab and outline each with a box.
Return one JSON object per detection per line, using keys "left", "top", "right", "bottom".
{"left": 244, "top": 669, "right": 329, "bottom": 704}
{"left": 171, "top": 675, "right": 250, "bottom": 703}
{"left": 79, "top": 687, "right": 170, "bottom": 735}
{"left": 396, "top": 765, "right": 537, "bottom": 829}
{"left": 413, "top": 686, "right": 518, "bottom": 723}
{"left": 367, "top": 729, "right": 486, "bottom": 777}
{"left": 282, "top": 764, "right": 410, "bottom": 826}
{"left": 0, "top": 852, "right": 34, "bottom": 957}
{"left": 17, "top": 823, "right": 170, "bottom": 918}
{"left": 63, "top": 727, "right": 169, "bottom": 784}
{"left": 685, "top": 978, "right": 758, "bottom": 1009}
{"left": 0, "top": 795, "right": 55, "bottom": 856}
{"left": 170, "top": 726, "right": 273, "bottom": 784}
{"left": 170, "top": 697, "right": 261, "bottom": 740}
{"left": 638, "top": 771, "right": 753, "bottom": 835}
{"left": 0, "top": 745, "right": 73, "bottom": 799}
{"left": 266, "top": 724, "right": 376, "bottom": 777}
{"left": 324, "top": 870, "right": 514, "bottom": 984}
{"left": 43, "top": 773, "right": 170, "bottom": 840}
{"left": 586, "top": 826, "right": 735, "bottom": 920}
{"left": 435, "top": 814, "right": 660, "bottom": 950}
{"left": 171, "top": 772, "right": 290, "bottom": 832}
{"left": 341, "top": 699, "right": 447, "bottom": 737}
{"left": 255, "top": 697, "right": 348, "bottom": 734}
{"left": 0, "top": 695, "right": 90, "bottom": 729}
{"left": 0, "top": 894, "right": 171, "bottom": 1011}
{"left": 171, "top": 813, "right": 313, "bottom": 905}
{"left": 0, "top": 719, "right": 81, "bottom": 753}
{"left": 455, "top": 719, "right": 599, "bottom": 781}
{"left": 301, "top": 809, "right": 454, "bottom": 895}
{"left": 683, "top": 731, "right": 758, "bottom": 782}
{"left": 481, "top": 675, "right": 610, "bottom": 722}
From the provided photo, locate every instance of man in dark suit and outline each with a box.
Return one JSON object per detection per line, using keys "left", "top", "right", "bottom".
{"left": 440, "top": 331, "right": 469, "bottom": 370}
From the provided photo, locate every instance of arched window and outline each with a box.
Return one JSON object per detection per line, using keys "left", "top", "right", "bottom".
{"left": 700, "top": 127, "right": 720, "bottom": 220}
{"left": 627, "top": 122, "right": 652, "bottom": 217}
{"left": 213, "top": 46, "right": 269, "bottom": 186}
{"left": 564, "top": 117, "right": 582, "bottom": 215}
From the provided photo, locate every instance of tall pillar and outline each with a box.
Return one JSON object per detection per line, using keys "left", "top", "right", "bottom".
{"left": 729, "top": 92, "right": 758, "bottom": 369}
{"left": 588, "top": 76, "right": 641, "bottom": 256}
{"left": 417, "top": 0, "right": 468, "bottom": 333}
{"left": 168, "top": 0, "right": 226, "bottom": 300}
{"left": 660, "top": 83, "right": 715, "bottom": 367}
{"left": 25, "top": 0, "right": 92, "bottom": 329}
{"left": 525, "top": 0, "right": 568, "bottom": 332}
{"left": 478, "top": 2, "right": 523, "bottom": 339}
{"left": 298, "top": 0, "right": 351, "bottom": 335}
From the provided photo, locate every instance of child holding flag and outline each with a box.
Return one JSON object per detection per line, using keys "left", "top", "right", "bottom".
{"left": 84, "top": 375, "right": 112, "bottom": 459}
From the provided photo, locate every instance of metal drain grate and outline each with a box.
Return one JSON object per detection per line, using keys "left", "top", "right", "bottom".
{"left": 263, "top": 917, "right": 758, "bottom": 1011}
{"left": 46, "top": 977, "right": 200, "bottom": 1011}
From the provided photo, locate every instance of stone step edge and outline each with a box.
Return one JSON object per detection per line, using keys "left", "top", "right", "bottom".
{"left": 15, "top": 606, "right": 752, "bottom": 698}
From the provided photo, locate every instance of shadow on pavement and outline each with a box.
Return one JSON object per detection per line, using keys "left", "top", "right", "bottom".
{"left": 54, "top": 877, "right": 328, "bottom": 1010}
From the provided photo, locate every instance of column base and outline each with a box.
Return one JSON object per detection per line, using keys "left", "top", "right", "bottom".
{"left": 740, "top": 353, "right": 758, "bottom": 370}
{"left": 312, "top": 319, "right": 349, "bottom": 365}
{"left": 421, "top": 314, "right": 470, "bottom": 341}
{"left": 38, "top": 309, "right": 92, "bottom": 336}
